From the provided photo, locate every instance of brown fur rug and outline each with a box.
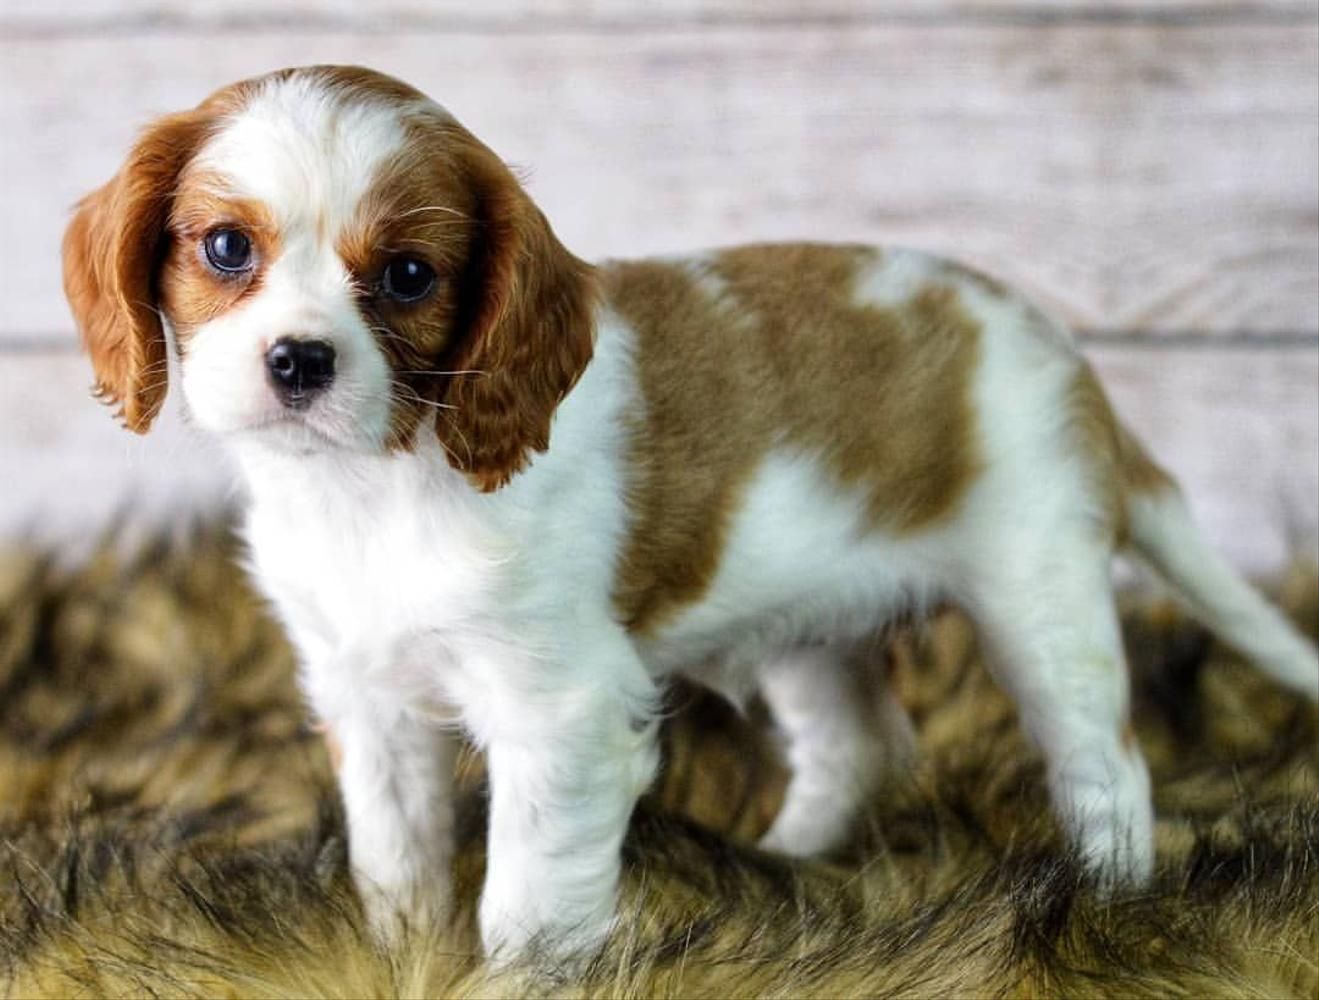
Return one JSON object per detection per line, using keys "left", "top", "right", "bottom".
{"left": 0, "top": 531, "right": 1316, "bottom": 998}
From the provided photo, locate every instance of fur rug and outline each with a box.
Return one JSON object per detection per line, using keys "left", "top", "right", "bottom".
{"left": 0, "top": 532, "right": 1315, "bottom": 998}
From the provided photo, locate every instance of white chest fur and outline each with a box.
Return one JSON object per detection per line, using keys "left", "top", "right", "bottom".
{"left": 237, "top": 438, "right": 512, "bottom": 722}
{"left": 233, "top": 314, "right": 641, "bottom": 734}
{"left": 245, "top": 447, "right": 490, "bottom": 630}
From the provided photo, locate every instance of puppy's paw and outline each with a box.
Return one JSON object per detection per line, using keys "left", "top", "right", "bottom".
{"left": 355, "top": 871, "right": 452, "bottom": 950}
{"left": 758, "top": 794, "right": 855, "bottom": 858}
{"left": 478, "top": 891, "right": 614, "bottom": 970}
{"left": 1070, "top": 797, "right": 1155, "bottom": 897}
{"left": 1079, "top": 831, "right": 1155, "bottom": 897}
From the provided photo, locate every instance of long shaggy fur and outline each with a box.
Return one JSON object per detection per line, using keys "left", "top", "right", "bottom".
{"left": 1, "top": 532, "right": 1315, "bottom": 997}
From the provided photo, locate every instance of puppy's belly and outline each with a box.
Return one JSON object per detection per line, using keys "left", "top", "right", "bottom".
{"left": 634, "top": 449, "right": 952, "bottom": 697}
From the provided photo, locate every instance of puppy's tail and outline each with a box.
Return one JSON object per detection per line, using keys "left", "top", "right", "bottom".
{"left": 1120, "top": 431, "right": 1318, "bottom": 700}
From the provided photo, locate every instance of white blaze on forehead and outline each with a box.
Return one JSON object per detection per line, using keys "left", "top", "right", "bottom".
{"left": 191, "top": 73, "right": 410, "bottom": 237}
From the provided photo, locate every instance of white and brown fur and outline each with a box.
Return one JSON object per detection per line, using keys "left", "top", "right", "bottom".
{"left": 61, "top": 66, "right": 1318, "bottom": 962}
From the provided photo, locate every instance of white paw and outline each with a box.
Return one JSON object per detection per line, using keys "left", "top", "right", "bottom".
{"left": 1053, "top": 745, "right": 1155, "bottom": 895}
{"left": 478, "top": 890, "right": 614, "bottom": 968}
{"left": 1069, "top": 790, "right": 1155, "bottom": 895}
{"left": 354, "top": 869, "right": 452, "bottom": 948}
{"left": 1078, "top": 825, "right": 1155, "bottom": 895}
{"left": 758, "top": 788, "right": 860, "bottom": 858}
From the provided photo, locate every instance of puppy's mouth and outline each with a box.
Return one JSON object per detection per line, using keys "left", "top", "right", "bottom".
{"left": 243, "top": 340, "right": 390, "bottom": 451}
{"left": 230, "top": 390, "right": 388, "bottom": 456}
{"left": 222, "top": 399, "right": 349, "bottom": 450}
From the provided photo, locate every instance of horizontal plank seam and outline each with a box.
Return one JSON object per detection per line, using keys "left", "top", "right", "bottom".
{"left": 1078, "top": 331, "right": 1319, "bottom": 350}
{"left": 3, "top": 331, "right": 1316, "bottom": 355}
{"left": 3, "top": 4, "right": 1317, "bottom": 39}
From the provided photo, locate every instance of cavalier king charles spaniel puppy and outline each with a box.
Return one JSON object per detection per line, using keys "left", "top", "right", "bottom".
{"left": 63, "top": 65, "right": 1317, "bottom": 962}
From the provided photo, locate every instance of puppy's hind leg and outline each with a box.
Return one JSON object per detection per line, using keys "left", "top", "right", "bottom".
{"left": 965, "top": 541, "right": 1154, "bottom": 889}
{"left": 757, "top": 643, "right": 899, "bottom": 857}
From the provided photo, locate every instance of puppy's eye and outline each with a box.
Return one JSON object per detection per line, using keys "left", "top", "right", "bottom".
{"left": 381, "top": 256, "right": 436, "bottom": 303}
{"left": 203, "top": 228, "right": 253, "bottom": 273}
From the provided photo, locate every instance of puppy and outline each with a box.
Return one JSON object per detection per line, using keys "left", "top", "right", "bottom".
{"left": 62, "top": 65, "right": 1318, "bottom": 961}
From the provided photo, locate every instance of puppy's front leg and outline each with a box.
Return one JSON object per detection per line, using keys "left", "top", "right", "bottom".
{"left": 476, "top": 639, "right": 659, "bottom": 963}
{"left": 331, "top": 701, "right": 457, "bottom": 943}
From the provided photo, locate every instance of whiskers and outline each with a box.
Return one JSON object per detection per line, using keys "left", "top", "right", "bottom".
{"left": 365, "top": 324, "right": 488, "bottom": 380}
{"left": 129, "top": 357, "right": 172, "bottom": 390}
{"left": 394, "top": 204, "right": 473, "bottom": 222}
{"left": 436, "top": 407, "right": 474, "bottom": 469}
{"left": 383, "top": 378, "right": 473, "bottom": 468}
{"left": 394, "top": 368, "right": 487, "bottom": 378}
{"left": 390, "top": 380, "right": 456, "bottom": 412}
{"left": 129, "top": 357, "right": 174, "bottom": 396}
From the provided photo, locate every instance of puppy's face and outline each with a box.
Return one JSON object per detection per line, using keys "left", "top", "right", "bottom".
{"left": 63, "top": 66, "right": 595, "bottom": 489}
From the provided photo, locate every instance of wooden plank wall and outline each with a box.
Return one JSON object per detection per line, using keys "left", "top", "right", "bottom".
{"left": 1, "top": 0, "right": 1315, "bottom": 571}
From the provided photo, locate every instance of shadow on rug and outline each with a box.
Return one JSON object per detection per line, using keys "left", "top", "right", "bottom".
{"left": 0, "top": 532, "right": 1315, "bottom": 997}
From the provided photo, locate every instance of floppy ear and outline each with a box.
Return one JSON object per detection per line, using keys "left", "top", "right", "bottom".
{"left": 62, "top": 110, "right": 213, "bottom": 433}
{"left": 437, "top": 133, "right": 597, "bottom": 491}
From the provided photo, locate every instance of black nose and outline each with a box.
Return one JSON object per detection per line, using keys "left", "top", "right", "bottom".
{"left": 266, "top": 338, "right": 335, "bottom": 407}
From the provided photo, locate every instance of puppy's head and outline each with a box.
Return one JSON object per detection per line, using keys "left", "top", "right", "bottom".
{"left": 62, "top": 66, "right": 595, "bottom": 489}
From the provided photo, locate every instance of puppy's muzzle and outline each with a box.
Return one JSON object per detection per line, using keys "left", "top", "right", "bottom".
{"left": 266, "top": 337, "right": 336, "bottom": 409}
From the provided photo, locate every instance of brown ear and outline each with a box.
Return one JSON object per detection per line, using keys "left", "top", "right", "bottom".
{"left": 437, "top": 134, "right": 597, "bottom": 490}
{"left": 61, "top": 110, "right": 214, "bottom": 432}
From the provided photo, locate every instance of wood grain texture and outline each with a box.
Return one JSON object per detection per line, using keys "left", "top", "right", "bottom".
{"left": 3, "top": 21, "right": 1315, "bottom": 341}
{"left": 1088, "top": 344, "right": 1319, "bottom": 572}
{"left": 3, "top": 1, "right": 1314, "bottom": 33}
{"left": 2, "top": 347, "right": 1314, "bottom": 572}
{"left": 0, "top": 352, "right": 232, "bottom": 554}
{"left": 3, "top": 1, "right": 1314, "bottom": 563}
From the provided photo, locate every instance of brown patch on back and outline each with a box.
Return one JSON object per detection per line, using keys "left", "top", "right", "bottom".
{"left": 608, "top": 243, "right": 984, "bottom": 634}
{"left": 1066, "top": 364, "right": 1177, "bottom": 544}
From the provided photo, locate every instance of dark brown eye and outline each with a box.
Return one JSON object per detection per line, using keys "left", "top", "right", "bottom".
{"left": 203, "top": 228, "right": 253, "bottom": 273}
{"left": 381, "top": 256, "right": 436, "bottom": 303}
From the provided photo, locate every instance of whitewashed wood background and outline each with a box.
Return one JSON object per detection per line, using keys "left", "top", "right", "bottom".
{"left": 1, "top": 0, "right": 1315, "bottom": 571}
